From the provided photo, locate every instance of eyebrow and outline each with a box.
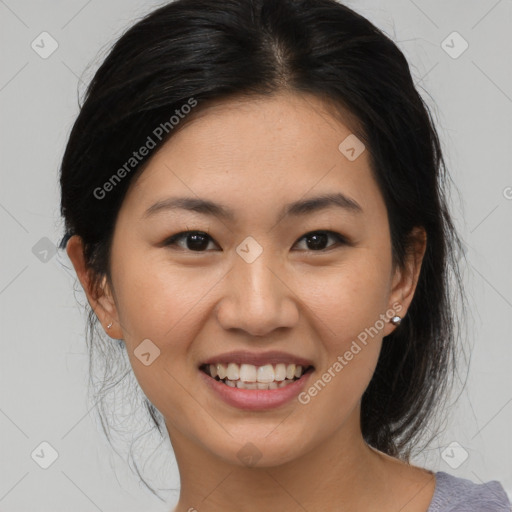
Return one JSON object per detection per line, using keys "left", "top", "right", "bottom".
{"left": 142, "top": 192, "right": 363, "bottom": 221}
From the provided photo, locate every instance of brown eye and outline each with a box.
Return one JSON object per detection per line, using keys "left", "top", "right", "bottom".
{"left": 163, "top": 229, "right": 347, "bottom": 253}
{"left": 294, "top": 231, "right": 347, "bottom": 251}
{"left": 164, "top": 231, "right": 218, "bottom": 251}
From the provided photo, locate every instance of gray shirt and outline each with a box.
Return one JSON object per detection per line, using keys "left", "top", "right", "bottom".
{"left": 427, "top": 471, "right": 511, "bottom": 511}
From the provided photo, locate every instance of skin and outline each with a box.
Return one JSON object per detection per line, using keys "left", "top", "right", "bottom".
{"left": 67, "top": 91, "right": 435, "bottom": 511}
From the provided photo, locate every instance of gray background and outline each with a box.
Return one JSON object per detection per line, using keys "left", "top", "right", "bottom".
{"left": 1, "top": 0, "right": 511, "bottom": 510}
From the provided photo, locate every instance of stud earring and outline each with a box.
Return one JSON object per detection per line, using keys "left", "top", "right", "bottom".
{"left": 390, "top": 316, "right": 402, "bottom": 326}
{"left": 107, "top": 322, "right": 113, "bottom": 329}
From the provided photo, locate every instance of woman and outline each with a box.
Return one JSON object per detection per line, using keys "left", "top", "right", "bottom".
{"left": 59, "top": 0, "right": 511, "bottom": 510}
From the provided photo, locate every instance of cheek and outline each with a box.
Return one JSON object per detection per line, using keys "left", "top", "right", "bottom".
{"left": 293, "top": 252, "right": 390, "bottom": 409}
{"left": 112, "top": 249, "right": 225, "bottom": 344}
{"left": 300, "top": 250, "right": 392, "bottom": 342}
{"left": 110, "top": 255, "right": 218, "bottom": 413}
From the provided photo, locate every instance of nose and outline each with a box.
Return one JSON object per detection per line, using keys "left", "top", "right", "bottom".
{"left": 215, "top": 249, "right": 300, "bottom": 337}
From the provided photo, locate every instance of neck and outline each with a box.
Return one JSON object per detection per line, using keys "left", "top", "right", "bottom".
{"left": 168, "top": 412, "right": 388, "bottom": 512}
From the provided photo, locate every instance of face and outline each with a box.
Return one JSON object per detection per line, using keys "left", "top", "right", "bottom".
{"left": 68, "top": 91, "right": 424, "bottom": 469}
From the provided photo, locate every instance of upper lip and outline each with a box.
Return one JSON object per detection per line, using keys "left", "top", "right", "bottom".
{"left": 200, "top": 350, "right": 314, "bottom": 368}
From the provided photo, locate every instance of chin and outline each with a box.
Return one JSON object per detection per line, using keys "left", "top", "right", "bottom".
{"left": 201, "top": 422, "right": 316, "bottom": 468}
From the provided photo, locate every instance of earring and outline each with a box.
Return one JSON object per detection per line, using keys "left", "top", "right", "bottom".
{"left": 390, "top": 316, "right": 402, "bottom": 326}
{"left": 107, "top": 322, "right": 113, "bottom": 329}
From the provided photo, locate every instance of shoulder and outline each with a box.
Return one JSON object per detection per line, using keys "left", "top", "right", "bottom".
{"left": 427, "top": 471, "right": 512, "bottom": 512}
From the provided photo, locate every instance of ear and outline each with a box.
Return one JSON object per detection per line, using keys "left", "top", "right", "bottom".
{"left": 383, "top": 227, "right": 427, "bottom": 336}
{"left": 66, "top": 235, "right": 123, "bottom": 339}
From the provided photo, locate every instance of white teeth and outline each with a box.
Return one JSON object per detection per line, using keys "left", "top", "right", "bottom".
{"left": 216, "top": 363, "right": 227, "bottom": 380}
{"left": 257, "top": 364, "right": 275, "bottom": 383}
{"left": 239, "top": 363, "right": 257, "bottom": 382}
{"left": 232, "top": 380, "right": 290, "bottom": 390}
{"left": 205, "top": 362, "right": 310, "bottom": 388}
{"left": 226, "top": 363, "right": 239, "bottom": 380}
{"left": 274, "top": 363, "right": 286, "bottom": 381}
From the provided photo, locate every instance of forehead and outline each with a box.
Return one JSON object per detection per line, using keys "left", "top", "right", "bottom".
{"left": 156, "top": 91, "right": 363, "bottom": 161}
{"left": 122, "top": 91, "right": 381, "bottom": 221}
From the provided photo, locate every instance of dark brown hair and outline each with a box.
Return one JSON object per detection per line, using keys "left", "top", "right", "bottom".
{"left": 59, "top": 0, "right": 465, "bottom": 498}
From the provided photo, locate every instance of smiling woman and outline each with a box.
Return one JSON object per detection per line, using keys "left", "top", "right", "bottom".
{"left": 58, "top": 1, "right": 510, "bottom": 511}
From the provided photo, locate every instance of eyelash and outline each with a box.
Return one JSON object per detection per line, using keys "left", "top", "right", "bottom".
{"left": 162, "top": 230, "right": 349, "bottom": 253}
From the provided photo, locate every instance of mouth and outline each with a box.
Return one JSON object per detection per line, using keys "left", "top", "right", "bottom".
{"left": 199, "top": 362, "right": 315, "bottom": 390}
{"left": 198, "top": 350, "right": 315, "bottom": 410}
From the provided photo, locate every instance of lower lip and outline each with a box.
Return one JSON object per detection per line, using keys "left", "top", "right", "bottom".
{"left": 199, "top": 369, "right": 313, "bottom": 410}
